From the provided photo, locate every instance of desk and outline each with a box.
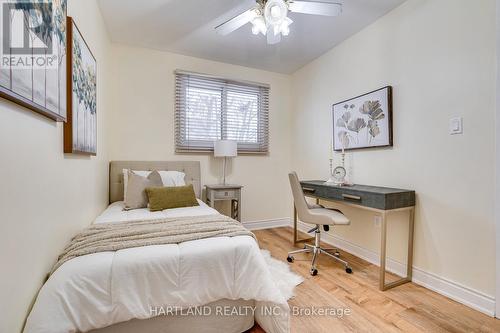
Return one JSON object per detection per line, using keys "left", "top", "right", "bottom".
{"left": 295, "top": 181, "right": 415, "bottom": 291}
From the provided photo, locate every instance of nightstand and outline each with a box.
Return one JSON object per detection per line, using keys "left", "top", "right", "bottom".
{"left": 205, "top": 184, "right": 242, "bottom": 222}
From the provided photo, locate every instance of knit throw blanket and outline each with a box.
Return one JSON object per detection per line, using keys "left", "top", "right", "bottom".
{"left": 52, "top": 215, "right": 255, "bottom": 274}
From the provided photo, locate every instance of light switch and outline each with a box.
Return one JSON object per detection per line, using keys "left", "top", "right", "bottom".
{"left": 449, "top": 117, "right": 463, "bottom": 135}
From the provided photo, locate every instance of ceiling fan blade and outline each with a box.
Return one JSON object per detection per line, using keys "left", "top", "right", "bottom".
{"left": 288, "top": 1, "right": 342, "bottom": 16}
{"left": 267, "top": 31, "right": 282, "bottom": 45}
{"left": 215, "top": 9, "right": 258, "bottom": 36}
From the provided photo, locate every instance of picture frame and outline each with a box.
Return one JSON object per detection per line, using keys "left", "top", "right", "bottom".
{"left": 0, "top": 0, "right": 68, "bottom": 121}
{"left": 332, "top": 86, "right": 393, "bottom": 151}
{"left": 64, "top": 17, "right": 97, "bottom": 155}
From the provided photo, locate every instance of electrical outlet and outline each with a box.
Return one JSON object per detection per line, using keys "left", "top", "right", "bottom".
{"left": 373, "top": 216, "right": 382, "bottom": 228}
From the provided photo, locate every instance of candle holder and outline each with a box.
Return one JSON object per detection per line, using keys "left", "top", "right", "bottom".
{"left": 325, "top": 158, "right": 336, "bottom": 184}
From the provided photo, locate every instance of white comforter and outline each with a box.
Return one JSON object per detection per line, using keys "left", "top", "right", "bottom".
{"left": 24, "top": 201, "right": 289, "bottom": 333}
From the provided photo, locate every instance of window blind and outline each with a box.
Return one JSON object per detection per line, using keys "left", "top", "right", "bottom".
{"left": 175, "top": 71, "right": 269, "bottom": 154}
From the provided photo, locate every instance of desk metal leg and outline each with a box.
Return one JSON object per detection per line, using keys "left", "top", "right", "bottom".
{"left": 379, "top": 207, "right": 415, "bottom": 291}
{"left": 406, "top": 208, "right": 415, "bottom": 280}
{"left": 379, "top": 212, "right": 388, "bottom": 290}
{"left": 293, "top": 203, "right": 315, "bottom": 245}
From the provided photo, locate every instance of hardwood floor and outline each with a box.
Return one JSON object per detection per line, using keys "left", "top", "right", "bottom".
{"left": 247, "top": 227, "right": 499, "bottom": 333}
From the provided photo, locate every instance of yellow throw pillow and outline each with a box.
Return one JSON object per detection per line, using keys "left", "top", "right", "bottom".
{"left": 146, "top": 184, "right": 199, "bottom": 211}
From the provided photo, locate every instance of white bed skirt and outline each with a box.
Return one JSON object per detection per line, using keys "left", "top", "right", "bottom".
{"left": 89, "top": 299, "right": 255, "bottom": 333}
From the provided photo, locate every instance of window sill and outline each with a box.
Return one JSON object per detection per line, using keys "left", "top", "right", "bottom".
{"left": 175, "top": 150, "right": 269, "bottom": 156}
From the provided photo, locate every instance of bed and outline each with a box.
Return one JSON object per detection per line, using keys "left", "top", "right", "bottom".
{"left": 24, "top": 161, "right": 290, "bottom": 333}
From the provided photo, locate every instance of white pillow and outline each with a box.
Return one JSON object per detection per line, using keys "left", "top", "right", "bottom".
{"left": 159, "top": 171, "right": 186, "bottom": 187}
{"left": 123, "top": 169, "right": 186, "bottom": 200}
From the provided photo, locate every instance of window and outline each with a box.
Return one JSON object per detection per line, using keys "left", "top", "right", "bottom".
{"left": 175, "top": 71, "right": 269, "bottom": 154}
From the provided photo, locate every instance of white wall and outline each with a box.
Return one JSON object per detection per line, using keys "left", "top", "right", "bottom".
{"left": 107, "top": 44, "right": 293, "bottom": 223}
{"left": 496, "top": 0, "right": 500, "bottom": 318}
{"left": 0, "top": 1, "right": 112, "bottom": 332}
{"left": 1, "top": 0, "right": 497, "bottom": 330}
{"left": 292, "top": 0, "right": 496, "bottom": 299}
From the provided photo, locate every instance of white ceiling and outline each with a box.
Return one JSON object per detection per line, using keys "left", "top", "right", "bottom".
{"left": 97, "top": 0, "right": 406, "bottom": 74}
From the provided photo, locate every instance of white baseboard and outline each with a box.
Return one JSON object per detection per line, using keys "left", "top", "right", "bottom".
{"left": 295, "top": 221, "right": 496, "bottom": 317}
{"left": 242, "top": 218, "right": 292, "bottom": 231}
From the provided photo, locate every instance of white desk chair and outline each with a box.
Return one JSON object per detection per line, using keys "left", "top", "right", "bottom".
{"left": 287, "top": 172, "right": 353, "bottom": 276}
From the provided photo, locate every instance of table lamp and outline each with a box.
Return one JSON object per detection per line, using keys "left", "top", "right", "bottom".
{"left": 214, "top": 140, "right": 237, "bottom": 185}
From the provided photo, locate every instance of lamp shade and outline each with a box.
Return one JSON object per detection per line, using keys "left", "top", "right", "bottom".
{"left": 214, "top": 140, "right": 237, "bottom": 157}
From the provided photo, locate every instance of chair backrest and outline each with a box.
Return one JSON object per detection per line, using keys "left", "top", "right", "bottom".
{"left": 289, "top": 172, "right": 311, "bottom": 221}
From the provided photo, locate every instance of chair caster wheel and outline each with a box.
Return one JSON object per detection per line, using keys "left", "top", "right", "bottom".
{"left": 345, "top": 267, "right": 353, "bottom": 274}
{"left": 310, "top": 268, "right": 318, "bottom": 276}
{"left": 287, "top": 256, "right": 294, "bottom": 263}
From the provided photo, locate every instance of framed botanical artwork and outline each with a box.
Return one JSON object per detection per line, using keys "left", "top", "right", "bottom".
{"left": 64, "top": 17, "right": 97, "bottom": 155}
{"left": 0, "top": 0, "right": 67, "bottom": 121}
{"left": 332, "top": 86, "right": 393, "bottom": 151}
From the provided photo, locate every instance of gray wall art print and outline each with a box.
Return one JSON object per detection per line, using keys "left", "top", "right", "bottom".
{"left": 332, "top": 86, "right": 393, "bottom": 151}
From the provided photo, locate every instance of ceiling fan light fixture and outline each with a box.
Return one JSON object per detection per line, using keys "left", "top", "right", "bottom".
{"left": 281, "top": 25, "right": 290, "bottom": 36}
{"left": 215, "top": 0, "right": 342, "bottom": 44}
{"left": 263, "top": 0, "right": 292, "bottom": 40}
{"left": 280, "top": 17, "right": 293, "bottom": 36}
{"left": 251, "top": 15, "right": 267, "bottom": 35}
{"left": 271, "top": 24, "right": 280, "bottom": 36}
{"left": 270, "top": 4, "right": 282, "bottom": 19}
{"left": 264, "top": 0, "right": 288, "bottom": 25}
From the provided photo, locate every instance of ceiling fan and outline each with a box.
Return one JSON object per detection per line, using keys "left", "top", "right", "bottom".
{"left": 215, "top": 0, "right": 342, "bottom": 45}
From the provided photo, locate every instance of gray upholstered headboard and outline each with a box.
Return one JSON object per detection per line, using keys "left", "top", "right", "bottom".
{"left": 109, "top": 161, "right": 201, "bottom": 203}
